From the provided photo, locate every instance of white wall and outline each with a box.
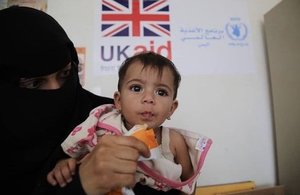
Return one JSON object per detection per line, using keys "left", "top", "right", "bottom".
{"left": 47, "top": 0, "right": 281, "bottom": 187}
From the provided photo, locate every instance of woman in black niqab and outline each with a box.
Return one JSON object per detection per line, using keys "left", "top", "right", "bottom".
{"left": 0, "top": 6, "right": 113, "bottom": 194}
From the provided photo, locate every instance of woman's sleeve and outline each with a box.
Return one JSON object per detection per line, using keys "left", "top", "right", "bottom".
{"left": 33, "top": 165, "right": 86, "bottom": 195}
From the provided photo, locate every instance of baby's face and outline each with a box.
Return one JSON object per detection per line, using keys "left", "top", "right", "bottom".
{"left": 114, "top": 61, "right": 178, "bottom": 130}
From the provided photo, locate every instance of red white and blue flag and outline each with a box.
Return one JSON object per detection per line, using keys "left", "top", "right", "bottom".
{"left": 101, "top": 0, "right": 170, "bottom": 37}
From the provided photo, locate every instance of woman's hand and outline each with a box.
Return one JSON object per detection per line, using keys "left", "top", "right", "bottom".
{"left": 78, "top": 135, "right": 150, "bottom": 195}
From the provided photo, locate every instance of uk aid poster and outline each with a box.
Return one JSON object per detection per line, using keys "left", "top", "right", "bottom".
{"left": 93, "top": 0, "right": 254, "bottom": 76}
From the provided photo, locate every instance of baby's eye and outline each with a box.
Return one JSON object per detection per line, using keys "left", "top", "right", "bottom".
{"left": 130, "top": 85, "right": 143, "bottom": 93}
{"left": 156, "top": 89, "right": 169, "bottom": 97}
{"left": 19, "top": 79, "right": 44, "bottom": 89}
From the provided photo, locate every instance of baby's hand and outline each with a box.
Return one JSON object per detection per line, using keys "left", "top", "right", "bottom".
{"left": 47, "top": 158, "right": 77, "bottom": 187}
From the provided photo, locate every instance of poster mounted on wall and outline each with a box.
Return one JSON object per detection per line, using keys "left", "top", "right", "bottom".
{"left": 76, "top": 47, "right": 86, "bottom": 86}
{"left": 93, "top": 0, "right": 254, "bottom": 76}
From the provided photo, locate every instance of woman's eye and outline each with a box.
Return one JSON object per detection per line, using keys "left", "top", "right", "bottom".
{"left": 59, "top": 68, "right": 71, "bottom": 78}
{"left": 156, "top": 89, "right": 168, "bottom": 97}
{"left": 130, "top": 85, "right": 142, "bottom": 92}
{"left": 19, "top": 79, "right": 43, "bottom": 89}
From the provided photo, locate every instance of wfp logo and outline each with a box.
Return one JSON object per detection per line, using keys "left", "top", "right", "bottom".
{"left": 225, "top": 17, "right": 248, "bottom": 41}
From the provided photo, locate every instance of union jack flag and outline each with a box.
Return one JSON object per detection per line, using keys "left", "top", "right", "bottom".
{"left": 101, "top": 0, "right": 170, "bottom": 37}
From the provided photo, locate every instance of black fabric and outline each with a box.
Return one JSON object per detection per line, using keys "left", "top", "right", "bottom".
{"left": 0, "top": 6, "right": 74, "bottom": 78}
{"left": 134, "top": 183, "right": 180, "bottom": 195}
{"left": 0, "top": 6, "right": 113, "bottom": 195}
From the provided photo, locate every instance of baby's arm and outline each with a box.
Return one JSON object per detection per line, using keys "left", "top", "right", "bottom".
{"left": 170, "top": 130, "right": 195, "bottom": 195}
{"left": 47, "top": 158, "right": 77, "bottom": 187}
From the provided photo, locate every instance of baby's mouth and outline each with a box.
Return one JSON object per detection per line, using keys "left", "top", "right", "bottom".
{"left": 140, "top": 112, "right": 154, "bottom": 120}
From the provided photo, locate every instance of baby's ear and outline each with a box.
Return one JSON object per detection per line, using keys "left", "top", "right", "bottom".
{"left": 168, "top": 100, "right": 179, "bottom": 118}
{"left": 113, "top": 91, "right": 121, "bottom": 110}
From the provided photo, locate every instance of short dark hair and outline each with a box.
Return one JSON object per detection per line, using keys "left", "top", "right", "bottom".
{"left": 118, "top": 51, "right": 181, "bottom": 99}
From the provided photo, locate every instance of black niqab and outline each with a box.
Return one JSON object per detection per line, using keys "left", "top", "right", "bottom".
{"left": 0, "top": 6, "right": 113, "bottom": 194}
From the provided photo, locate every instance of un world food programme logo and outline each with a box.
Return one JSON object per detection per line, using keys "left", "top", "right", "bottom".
{"left": 225, "top": 17, "right": 248, "bottom": 41}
